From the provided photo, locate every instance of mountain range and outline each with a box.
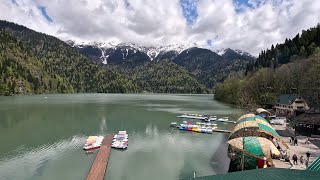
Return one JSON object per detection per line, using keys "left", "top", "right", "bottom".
{"left": 0, "top": 20, "right": 255, "bottom": 95}
{"left": 67, "top": 41, "right": 255, "bottom": 88}
{"left": 67, "top": 40, "right": 254, "bottom": 65}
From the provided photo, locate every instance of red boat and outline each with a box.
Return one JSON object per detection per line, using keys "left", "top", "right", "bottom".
{"left": 83, "top": 143, "right": 101, "bottom": 151}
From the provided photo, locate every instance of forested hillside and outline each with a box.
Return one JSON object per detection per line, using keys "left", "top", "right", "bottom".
{"left": 131, "top": 60, "right": 208, "bottom": 93}
{"left": 0, "top": 21, "right": 210, "bottom": 95}
{"left": 0, "top": 21, "right": 138, "bottom": 95}
{"left": 246, "top": 24, "right": 320, "bottom": 73}
{"left": 173, "top": 47, "right": 252, "bottom": 88}
{"left": 215, "top": 24, "right": 320, "bottom": 107}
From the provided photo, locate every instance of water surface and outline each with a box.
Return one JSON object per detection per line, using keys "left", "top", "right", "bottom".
{"left": 0, "top": 94, "right": 242, "bottom": 180}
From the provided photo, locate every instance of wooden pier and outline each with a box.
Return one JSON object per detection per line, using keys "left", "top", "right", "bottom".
{"left": 212, "top": 129, "right": 232, "bottom": 133}
{"left": 87, "top": 134, "right": 113, "bottom": 180}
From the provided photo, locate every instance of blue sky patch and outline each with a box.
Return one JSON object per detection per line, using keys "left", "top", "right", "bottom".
{"left": 180, "top": 0, "right": 198, "bottom": 25}
{"left": 38, "top": 6, "right": 53, "bottom": 23}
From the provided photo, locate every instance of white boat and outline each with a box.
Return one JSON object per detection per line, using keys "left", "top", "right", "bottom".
{"left": 170, "top": 122, "right": 178, "bottom": 127}
{"left": 83, "top": 143, "right": 101, "bottom": 151}
{"left": 177, "top": 114, "right": 207, "bottom": 120}
{"left": 111, "top": 141, "right": 128, "bottom": 149}
{"left": 112, "top": 131, "right": 128, "bottom": 149}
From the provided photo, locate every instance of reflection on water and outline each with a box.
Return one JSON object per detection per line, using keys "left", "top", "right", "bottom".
{"left": 0, "top": 94, "right": 241, "bottom": 180}
{"left": 106, "top": 123, "right": 226, "bottom": 180}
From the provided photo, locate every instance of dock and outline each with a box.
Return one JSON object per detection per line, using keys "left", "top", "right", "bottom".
{"left": 212, "top": 129, "right": 232, "bottom": 133}
{"left": 87, "top": 134, "right": 113, "bottom": 180}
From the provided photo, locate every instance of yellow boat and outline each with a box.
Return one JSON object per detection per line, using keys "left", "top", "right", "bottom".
{"left": 192, "top": 128, "right": 201, "bottom": 133}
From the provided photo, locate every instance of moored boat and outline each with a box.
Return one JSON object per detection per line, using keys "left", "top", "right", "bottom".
{"left": 83, "top": 135, "right": 104, "bottom": 151}
{"left": 170, "top": 122, "right": 178, "bottom": 127}
{"left": 112, "top": 131, "right": 128, "bottom": 149}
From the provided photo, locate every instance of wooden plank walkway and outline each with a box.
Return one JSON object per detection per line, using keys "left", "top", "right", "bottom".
{"left": 87, "top": 134, "right": 113, "bottom": 180}
{"left": 212, "top": 129, "right": 232, "bottom": 133}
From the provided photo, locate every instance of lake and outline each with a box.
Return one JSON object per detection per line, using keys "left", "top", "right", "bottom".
{"left": 0, "top": 94, "right": 242, "bottom": 180}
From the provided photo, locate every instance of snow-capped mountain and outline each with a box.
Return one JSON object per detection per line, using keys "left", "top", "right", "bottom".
{"left": 66, "top": 40, "right": 254, "bottom": 66}
{"left": 67, "top": 40, "right": 200, "bottom": 64}
{"left": 214, "top": 48, "right": 255, "bottom": 58}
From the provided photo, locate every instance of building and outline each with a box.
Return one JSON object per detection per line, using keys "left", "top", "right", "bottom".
{"left": 274, "top": 94, "right": 309, "bottom": 117}
{"left": 291, "top": 107, "right": 320, "bottom": 136}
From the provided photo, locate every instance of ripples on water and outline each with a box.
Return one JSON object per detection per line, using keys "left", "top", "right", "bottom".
{"left": 0, "top": 94, "right": 238, "bottom": 180}
{"left": 0, "top": 136, "right": 84, "bottom": 180}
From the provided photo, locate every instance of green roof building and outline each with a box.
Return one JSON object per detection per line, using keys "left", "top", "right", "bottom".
{"left": 275, "top": 94, "right": 309, "bottom": 117}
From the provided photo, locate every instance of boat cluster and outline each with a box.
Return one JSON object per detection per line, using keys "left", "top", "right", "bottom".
{"left": 111, "top": 131, "right": 128, "bottom": 149}
{"left": 83, "top": 136, "right": 104, "bottom": 151}
{"left": 177, "top": 122, "right": 217, "bottom": 134}
{"left": 177, "top": 114, "right": 234, "bottom": 123}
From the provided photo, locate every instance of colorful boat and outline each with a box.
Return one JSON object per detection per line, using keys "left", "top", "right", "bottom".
{"left": 83, "top": 136, "right": 104, "bottom": 151}
{"left": 83, "top": 143, "right": 101, "bottom": 151}
{"left": 112, "top": 131, "right": 128, "bottom": 149}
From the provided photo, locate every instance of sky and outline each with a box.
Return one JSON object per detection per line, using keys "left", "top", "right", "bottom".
{"left": 1, "top": 0, "right": 320, "bottom": 55}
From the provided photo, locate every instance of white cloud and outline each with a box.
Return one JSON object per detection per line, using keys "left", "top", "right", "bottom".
{"left": 0, "top": 0, "right": 320, "bottom": 55}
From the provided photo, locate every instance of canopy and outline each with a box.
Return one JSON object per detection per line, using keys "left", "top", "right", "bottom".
{"left": 237, "top": 113, "right": 255, "bottom": 121}
{"left": 228, "top": 136, "right": 280, "bottom": 160}
{"left": 229, "top": 115, "right": 289, "bottom": 149}
{"left": 256, "top": 108, "right": 271, "bottom": 115}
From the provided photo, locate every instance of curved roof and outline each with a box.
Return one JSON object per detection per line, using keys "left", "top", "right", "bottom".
{"left": 256, "top": 108, "right": 271, "bottom": 115}
{"left": 229, "top": 115, "right": 289, "bottom": 149}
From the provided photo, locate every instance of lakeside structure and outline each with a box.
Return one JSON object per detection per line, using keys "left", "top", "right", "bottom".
{"left": 227, "top": 113, "right": 288, "bottom": 171}
{"left": 188, "top": 109, "right": 320, "bottom": 179}
{"left": 87, "top": 134, "right": 113, "bottom": 180}
{"left": 275, "top": 94, "right": 310, "bottom": 117}
{"left": 291, "top": 107, "right": 320, "bottom": 136}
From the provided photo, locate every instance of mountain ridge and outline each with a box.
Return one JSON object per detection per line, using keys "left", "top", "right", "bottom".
{"left": 66, "top": 40, "right": 254, "bottom": 63}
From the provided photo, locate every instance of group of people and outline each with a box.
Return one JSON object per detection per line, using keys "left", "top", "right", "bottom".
{"left": 289, "top": 136, "right": 298, "bottom": 146}
{"left": 292, "top": 152, "right": 311, "bottom": 167}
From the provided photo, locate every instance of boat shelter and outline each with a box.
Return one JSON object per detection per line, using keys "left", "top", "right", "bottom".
{"left": 291, "top": 107, "right": 320, "bottom": 136}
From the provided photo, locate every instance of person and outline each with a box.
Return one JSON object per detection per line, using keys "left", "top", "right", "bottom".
{"left": 305, "top": 137, "right": 311, "bottom": 144}
{"left": 257, "top": 158, "right": 265, "bottom": 168}
{"left": 292, "top": 154, "right": 298, "bottom": 165}
{"left": 306, "top": 152, "right": 311, "bottom": 162}
{"left": 289, "top": 137, "right": 292, "bottom": 144}
{"left": 291, "top": 136, "right": 294, "bottom": 145}
{"left": 263, "top": 157, "right": 268, "bottom": 168}
{"left": 294, "top": 136, "right": 298, "bottom": 146}
{"left": 300, "top": 156, "right": 304, "bottom": 165}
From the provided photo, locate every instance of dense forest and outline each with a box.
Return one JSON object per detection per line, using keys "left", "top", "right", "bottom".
{"left": 215, "top": 24, "right": 320, "bottom": 107}
{"left": 0, "top": 20, "right": 210, "bottom": 95}
{"left": 111, "top": 60, "right": 209, "bottom": 93}
{"left": 0, "top": 21, "right": 139, "bottom": 95}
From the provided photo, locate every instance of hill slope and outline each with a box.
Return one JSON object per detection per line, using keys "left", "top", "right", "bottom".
{"left": 0, "top": 21, "right": 138, "bottom": 95}
{"left": 130, "top": 60, "right": 208, "bottom": 93}
{"left": 0, "top": 20, "right": 210, "bottom": 95}
{"left": 215, "top": 24, "right": 320, "bottom": 107}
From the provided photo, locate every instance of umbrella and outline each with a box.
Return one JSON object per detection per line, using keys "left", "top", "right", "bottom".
{"left": 229, "top": 115, "right": 289, "bottom": 149}
{"left": 228, "top": 136, "right": 280, "bottom": 160}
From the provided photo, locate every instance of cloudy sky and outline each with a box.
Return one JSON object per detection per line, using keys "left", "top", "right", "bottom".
{"left": 1, "top": 0, "right": 320, "bottom": 55}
